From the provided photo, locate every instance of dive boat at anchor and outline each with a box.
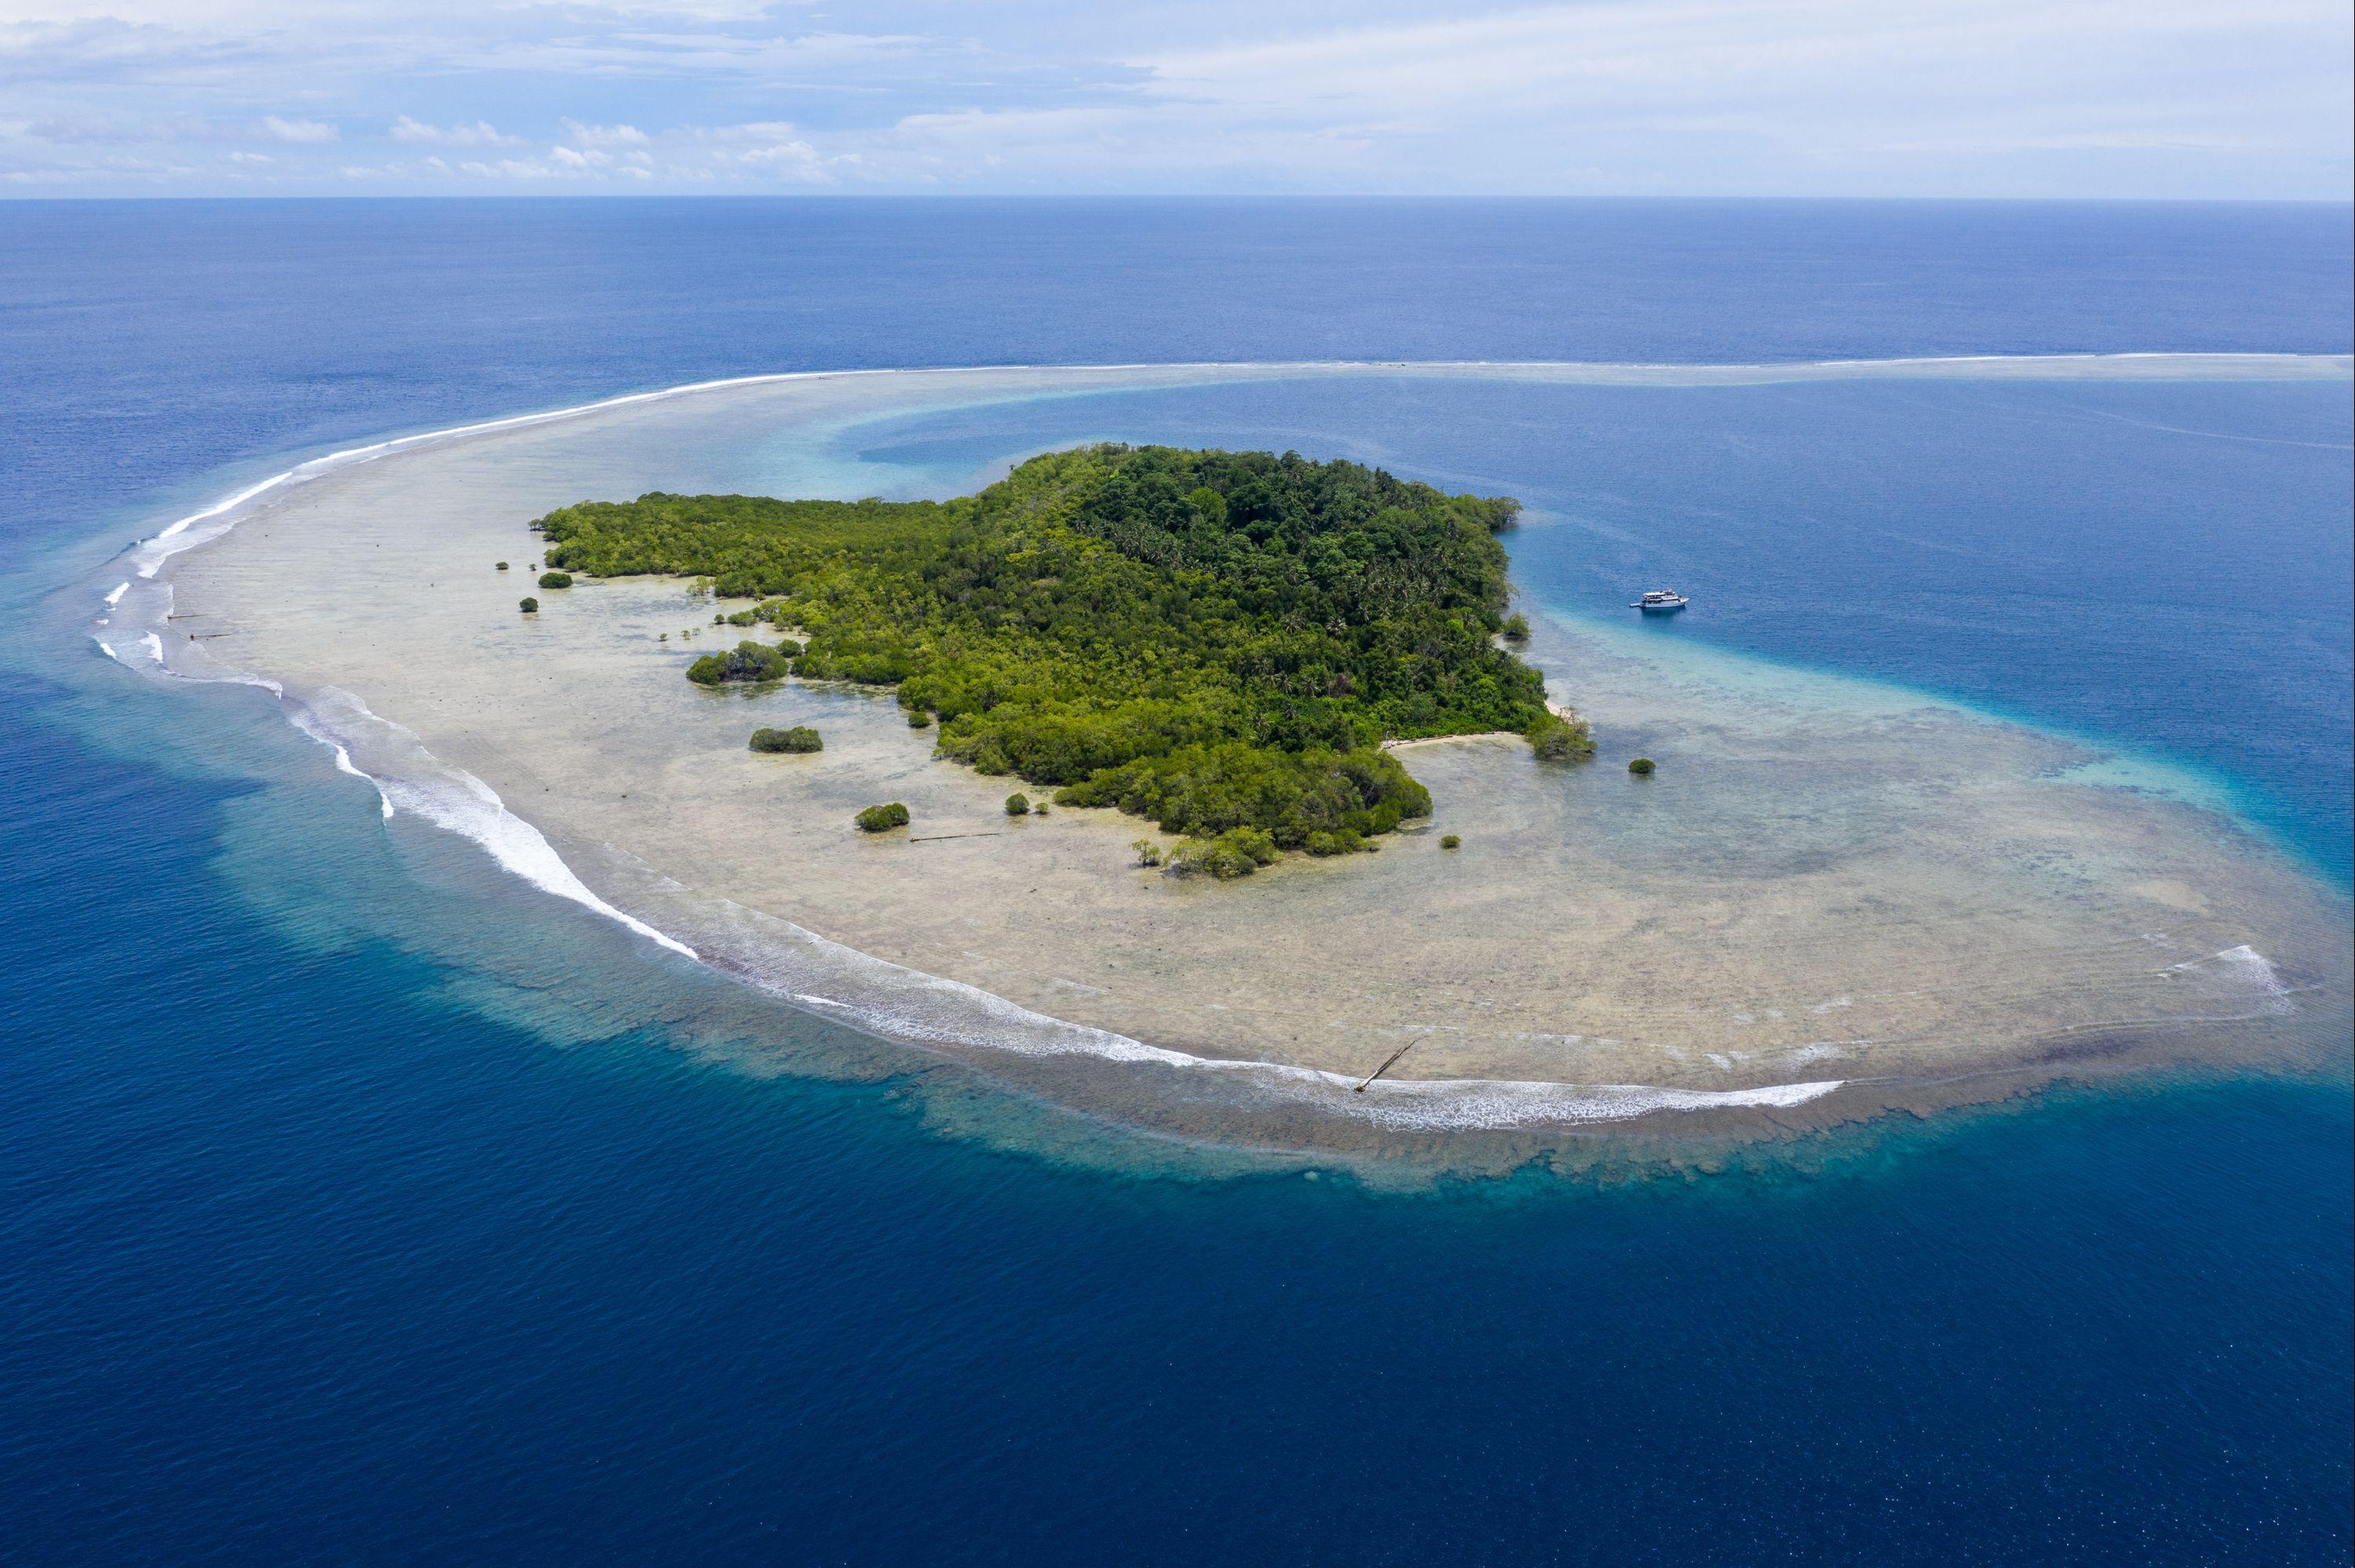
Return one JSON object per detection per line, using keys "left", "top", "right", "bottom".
{"left": 1631, "top": 589, "right": 1689, "bottom": 613}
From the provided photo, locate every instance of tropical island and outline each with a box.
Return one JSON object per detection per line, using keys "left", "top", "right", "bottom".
{"left": 534, "top": 444, "right": 1589, "bottom": 865}
{"left": 149, "top": 366, "right": 2349, "bottom": 1150}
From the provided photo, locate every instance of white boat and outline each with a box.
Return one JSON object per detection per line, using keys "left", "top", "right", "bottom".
{"left": 1631, "top": 589, "right": 1689, "bottom": 612}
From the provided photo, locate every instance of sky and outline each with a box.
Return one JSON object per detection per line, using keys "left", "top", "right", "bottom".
{"left": 2, "top": 0, "right": 2350, "bottom": 198}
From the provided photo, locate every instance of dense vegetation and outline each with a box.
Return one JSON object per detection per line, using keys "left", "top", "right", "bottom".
{"left": 855, "top": 802, "right": 910, "bottom": 833}
{"left": 535, "top": 444, "right": 1581, "bottom": 855}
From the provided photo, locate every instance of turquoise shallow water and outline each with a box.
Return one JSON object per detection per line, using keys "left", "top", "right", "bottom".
{"left": 2, "top": 199, "right": 2350, "bottom": 1563}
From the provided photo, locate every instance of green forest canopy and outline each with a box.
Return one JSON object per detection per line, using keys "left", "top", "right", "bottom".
{"left": 535, "top": 444, "right": 1585, "bottom": 851}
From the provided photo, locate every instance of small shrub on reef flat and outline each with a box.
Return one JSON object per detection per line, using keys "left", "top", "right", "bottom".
{"left": 1502, "top": 613, "right": 1530, "bottom": 640}
{"left": 518, "top": 596, "right": 539, "bottom": 614}
{"left": 1527, "top": 711, "right": 1595, "bottom": 761}
{"left": 1304, "top": 827, "right": 1371, "bottom": 856}
{"left": 1131, "top": 839, "right": 1163, "bottom": 867}
{"left": 1004, "top": 793, "right": 1031, "bottom": 815}
{"left": 495, "top": 561, "right": 509, "bottom": 571}
{"left": 1167, "top": 826, "right": 1280, "bottom": 880}
{"left": 750, "top": 726, "right": 822, "bottom": 754}
{"left": 1628, "top": 757, "right": 1656, "bottom": 775}
{"left": 538, "top": 571, "right": 572, "bottom": 589}
{"left": 1440, "top": 834, "right": 1461, "bottom": 849}
{"left": 854, "top": 801, "right": 910, "bottom": 833}
{"left": 687, "top": 640, "right": 790, "bottom": 686}
{"left": 907, "top": 710, "right": 932, "bottom": 728}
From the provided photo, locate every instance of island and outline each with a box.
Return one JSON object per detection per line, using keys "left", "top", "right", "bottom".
{"left": 535, "top": 445, "right": 1590, "bottom": 866}
{"left": 145, "top": 364, "right": 2350, "bottom": 1161}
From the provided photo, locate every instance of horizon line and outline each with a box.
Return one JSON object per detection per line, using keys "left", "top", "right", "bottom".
{"left": 5, "top": 191, "right": 2355, "bottom": 207}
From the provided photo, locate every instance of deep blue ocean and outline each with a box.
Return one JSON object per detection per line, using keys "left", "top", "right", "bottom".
{"left": 2, "top": 200, "right": 2350, "bottom": 1564}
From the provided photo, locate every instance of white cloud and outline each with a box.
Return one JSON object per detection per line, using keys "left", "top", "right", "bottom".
{"left": 560, "top": 118, "right": 648, "bottom": 147}
{"left": 389, "top": 114, "right": 518, "bottom": 146}
{"left": 505, "top": 0, "right": 779, "bottom": 19}
{"left": 734, "top": 140, "right": 820, "bottom": 170}
{"left": 698, "top": 119, "right": 830, "bottom": 179}
{"left": 457, "top": 156, "right": 563, "bottom": 179}
{"left": 261, "top": 113, "right": 336, "bottom": 143}
{"left": 0, "top": 0, "right": 2344, "bottom": 195}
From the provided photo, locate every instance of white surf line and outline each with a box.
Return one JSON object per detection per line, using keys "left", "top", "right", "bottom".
{"left": 274, "top": 686, "right": 699, "bottom": 960}
{"left": 673, "top": 892, "right": 1848, "bottom": 1130}
{"left": 284, "top": 706, "right": 393, "bottom": 820}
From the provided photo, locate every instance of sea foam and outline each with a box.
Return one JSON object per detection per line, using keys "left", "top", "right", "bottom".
{"left": 289, "top": 688, "right": 699, "bottom": 960}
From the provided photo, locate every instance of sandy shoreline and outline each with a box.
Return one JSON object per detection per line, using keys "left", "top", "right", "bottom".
{"left": 107, "top": 362, "right": 2354, "bottom": 1159}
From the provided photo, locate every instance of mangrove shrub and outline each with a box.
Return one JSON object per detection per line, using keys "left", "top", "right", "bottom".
{"left": 1527, "top": 712, "right": 1594, "bottom": 761}
{"left": 688, "top": 640, "right": 790, "bottom": 686}
{"left": 1166, "top": 826, "right": 1280, "bottom": 881}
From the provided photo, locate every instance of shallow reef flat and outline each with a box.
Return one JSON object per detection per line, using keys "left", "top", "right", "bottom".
{"left": 138, "top": 365, "right": 2353, "bottom": 1160}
